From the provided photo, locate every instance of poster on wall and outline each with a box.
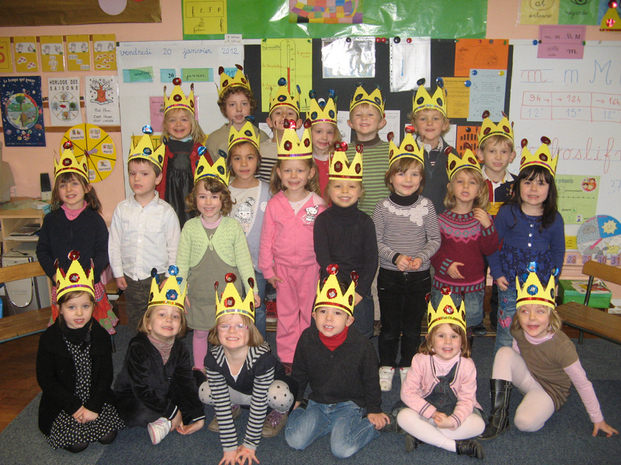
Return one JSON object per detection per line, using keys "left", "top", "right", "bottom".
{"left": 289, "top": 0, "right": 363, "bottom": 24}
{"left": 0, "top": 37, "right": 12, "bottom": 73}
{"left": 40, "top": 36, "right": 66, "bottom": 72}
{"left": 0, "top": 76, "right": 46, "bottom": 146}
{"left": 48, "top": 77, "right": 83, "bottom": 126}
{"left": 85, "top": 76, "right": 120, "bottom": 126}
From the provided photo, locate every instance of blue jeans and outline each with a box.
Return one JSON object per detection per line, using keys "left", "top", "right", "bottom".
{"left": 254, "top": 271, "right": 267, "bottom": 338}
{"left": 495, "top": 286, "right": 517, "bottom": 353}
{"left": 351, "top": 292, "right": 374, "bottom": 339}
{"left": 430, "top": 287, "right": 485, "bottom": 328}
{"left": 285, "top": 400, "right": 380, "bottom": 459}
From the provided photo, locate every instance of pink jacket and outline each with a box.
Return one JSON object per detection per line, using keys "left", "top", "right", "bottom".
{"left": 258, "top": 191, "right": 326, "bottom": 279}
{"left": 401, "top": 353, "right": 482, "bottom": 429}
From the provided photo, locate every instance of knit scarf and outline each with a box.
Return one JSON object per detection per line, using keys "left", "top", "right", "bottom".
{"left": 318, "top": 326, "right": 349, "bottom": 351}
{"left": 148, "top": 334, "right": 174, "bottom": 364}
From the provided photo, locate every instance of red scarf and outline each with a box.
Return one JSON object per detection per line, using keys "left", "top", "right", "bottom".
{"left": 318, "top": 326, "right": 349, "bottom": 351}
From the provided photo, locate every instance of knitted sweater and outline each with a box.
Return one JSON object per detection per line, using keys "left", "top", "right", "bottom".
{"left": 419, "top": 136, "right": 458, "bottom": 215}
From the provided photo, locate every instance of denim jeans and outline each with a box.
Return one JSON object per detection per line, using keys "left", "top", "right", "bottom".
{"left": 254, "top": 270, "right": 267, "bottom": 338}
{"left": 285, "top": 400, "right": 380, "bottom": 459}
{"left": 495, "top": 286, "right": 517, "bottom": 353}
{"left": 430, "top": 287, "right": 485, "bottom": 328}
{"left": 351, "top": 292, "right": 374, "bottom": 339}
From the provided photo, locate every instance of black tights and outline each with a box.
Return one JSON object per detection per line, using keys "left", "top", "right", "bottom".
{"left": 63, "top": 430, "right": 118, "bottom": 453}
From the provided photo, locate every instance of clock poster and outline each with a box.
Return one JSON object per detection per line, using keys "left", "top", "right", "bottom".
{"left": 0, "top": 76, "right": 46, "bottom": 146}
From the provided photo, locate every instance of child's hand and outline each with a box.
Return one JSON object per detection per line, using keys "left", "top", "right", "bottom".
{"left": 236, "top": 445, "right": 260, "bottom": 465}
{"left": 354, "top": 292, "right": 363, "bottom": 306}
{"left": 432, "top": 412, "right": 452, "bottom": 429}
{"left": 254, "top": 294, "right": 262, "bottom": 308}
{"left": 292, "top": 401, "right": 301, "bottom": 410}
{"left": 115, "top": 276, "right": 128, "bottom": 290}
{"left": 219, "top": 450, "right": 237, "bottom": 465}
{"left": 267, "top": 276, "right": 284, "bottom": 289}
{"left": 496, "top": 276, "right": 509, "bottom": 291}
{"left": 80, "top": 407, "right": 99, "bottom": 423}
{"left": 447, "top": 262, "right": 465, "bottom": 279}
{"left": 395, "top": 254, "right": 412, "bottom": 272}
{"left": 72, "top": 406, "right": 86, "bottom": 423}
{"left": 367, "top": 412, "right": 390, "bottom": 430}
{"left": 473, "top": 208, "right": 492, "bottom": 228}
{"left": 171, "top": 410, "right": 183, "bottom": 430}
{"left": 593, "top": 420, "right": 619, "bottom": 437}
{"left": 408, "top": 257, "right": 422, "bottom": 271}
{"left": 177, "top": 419, "right": 204, "bottom": 435}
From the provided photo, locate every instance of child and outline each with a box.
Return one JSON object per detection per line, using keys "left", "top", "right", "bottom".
{"left": 313, "top": 143, "right": 377, "bottom": 338}
{"left": 36, "top": 256, "right": 123, "bottom": 452}
{"left": 411, "top": 77, "right": 458, "bottom": 215}
{"left": 258, "top": 78, "right": 302, "bottom": 183}
{"left": 430, "top": 147, "right": 498, "bottom": 338}
{"left": 109, "top": 126, "right": 181, "bottom": 333}
{"left": 397, "top": 290, "right": 485, "bottom": 459}
{"left": 114, "top": 269, "right": 205, "bottom": 445}
{"left": 36, "top": 143, "right": 117, "bottom": 334}
{"left": 177, "top": 155, "right": 259, "bottom": 372}
{"left": 157, "top": 77, "right": 211, "bottom": 228}
{"left": 480, "top": 269, "right": 618, "bottom": 440}
{"left": 206, "top": 65, "right": 269, "bottom": 160}
{"left": 285, "top": 266, "right": 393, "bottom": 459}
{"left": 308, "top": 89, "right": 341, "bottom": 194}
{"left": 198, "top": 273, "right": 296, "bottom": 465}
{"left": 258, "top": 120, "right": 326, "bottom": 369}
{"left": 373, "top": 133, "right": 441, "bottom": 391}
{"left": 486, "top": 138, "right": 565, "bottom": 353}
{"left": 346, "top": 83, "right": 390, "bottom": 217}
{"left": 227, "top": 120, "right": 271, "bottom": 337}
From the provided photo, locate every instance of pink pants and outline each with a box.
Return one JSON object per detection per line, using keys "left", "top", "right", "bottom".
{"left": 193, "top": 330, "right": 209, "bottom": 370}
{"left": 274, "top": 263, "right": 319, "bottom": 363}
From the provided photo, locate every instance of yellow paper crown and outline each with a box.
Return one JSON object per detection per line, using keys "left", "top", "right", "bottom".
{"left": 277, "top": 119, "right": 313, "bottom": 160}
{"left": 519, "top": 137, "right": 558, "bottom": 176}
{"left": 164, "top": 77, "right": 195, "bottom": 115}
{"left": 479, "top": 110, "right": 514, "bottom": 145}
{"left": 329, "top": 142, "right": 363, "bottom": 181}
{"left": 413, "top": 77, "right": 447, "bottom": 116}
{"left": 269, "top": 77, "right": 301, "bottom": 115}
{"left": 128, "top": 125, "right": 166, "bottom": 170}
{"left": 309, "top": 89, "right": 337, "bottom": 125}
{"left": 388, "top": 127, "right": 425, "bottom": 167}
{"left": 314, "top": 264, "right": 357, "bottom": 316}
{"left": 55, "top": 141, "right": 89, "bottom": 181}
{"left": 228, "top": 120, "right": 260, "bottom": 152}
{"left": 218, "top": 64, "right": 251, "bottom": 98}
{"left": 350, "top": 83, "right": 385, "bottom": 114}
{"left": 446, "top": 145, "right": 482, "bottom": 180}
{"left": 56, "top": 250, "right": 95, "bottom": 300}
{"left": 601, "top": 2, "right": 621, "bottom": 31}
{"left": 516, "top": 264, "right": 556, "bottom": 310}
{"left": 194, "top": 147, "right": 230, "bottom": 185}
{"left": 427, "top": 288, "right": 467, "bottom": 333}
{"left": 215, "top": 273, "right": 256, "bottom": 322}
{"left": 148, "top": 266, "right": 187, "bottom": 310}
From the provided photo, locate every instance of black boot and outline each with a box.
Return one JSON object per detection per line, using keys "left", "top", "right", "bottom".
{"left": 480, "top": 379, "right": 512, "bottom": 440}
{"left": 455, "top": 439, "right": 485, "bottom": 459}
{"left": 405, "top": 434, "right": 424, "bottom": 452}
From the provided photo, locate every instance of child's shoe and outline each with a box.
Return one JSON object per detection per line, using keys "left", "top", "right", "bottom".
{"left": 455, "top": 439, "right": 485, "bottom": 459}
{"left": 472, "top": 322, "right": 487, "bottom": 337}
{"left": 399, "top": 367, "right": 410, "bottom": 384}
{"left": 405, "top": 434, "right": 424, "bottom": 452}
{"left": 208, "top": 404, "right": 241, "bottom": 432}
{"left": 379, "top": 366, "right": 395, "bottom": 392}
{"left": 148, "top": 417, "right": 171, "bottom": 445}
{"left": 265, "top": 299, "right": 278, "bottom": 323}
{"left": 262, "top": 410, "right": 288, "bottom": 437}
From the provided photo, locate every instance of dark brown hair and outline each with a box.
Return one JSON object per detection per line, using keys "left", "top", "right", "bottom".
{"left": 226, "top": 141, "right": 262, "bottom": 177}
{"left": 217, "top": 87, "right": 258, "bottom": 119}
{"left": 384, "top": 158, "right": 425, "bottom": 194}
{"left": 52, "top": 172, "right": 102, "bottom": 213}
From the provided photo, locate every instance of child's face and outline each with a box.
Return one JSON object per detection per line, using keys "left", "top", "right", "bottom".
{"left": 313, "top": 306, "right": 354, "bottom": 338}
{"left": 517, "top": 304, "right": 550, "bottom": 339}
{"left": 519, "top": 174, "right": 549, "bottom": 211}
{"left": 390, "top": 165, "right": 422, "bottom": 197}
{"left": 328, "top": 180, "right": 362, "bottom": 208}
{"left": 128, "top": 161, "right": 162, "bottom": 198}
{"left": 147, "top": 305, "right": 182, "bottom": 343}
{"left": 311, "top": 123, "right": 337, "bottom": 155}
{"left": 225, "top": 92, "right": 251, "bottom": 128}
{"left": 451, "top": 170, "right": 479, "bottom": 207}
{"left": 477, "top": 139, "right": 516, "bottom": 180}
{"left": 412, "top": 109, "right": 449, "bottom": 147}
{"left": 429, "top": 323, "right": 462, "bottom": 361}
{"left": 276, "top": 159, "right": 315, "bottom": 195}
{"left": 196, "top": 183, "right": 223, "bottom": 223}
{"left": 60, "top": 293, "right": 93, "bottom": 329}
{"left": 57, "top": 175, "right": 90, "bottom": 210}
{"left": 347, "top": 104, "right": 386, "bottom": 141}
{"left": 267, "top": 106, "right": 301, "bottom": 133}
{"left": 230, "top": 144, "right": 258, "bottom": 182}
{"left": 165, "top": 108, "right": 193, "bottom": 140}
{"left": 217, "top": 314, "right": 250, "bottom": 350}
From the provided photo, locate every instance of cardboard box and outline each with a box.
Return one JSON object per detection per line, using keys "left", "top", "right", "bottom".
{"left": 558, "top": 280, "right": 612, "bottom": 309}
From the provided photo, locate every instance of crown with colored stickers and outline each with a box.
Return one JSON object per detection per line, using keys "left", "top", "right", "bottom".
{"left": 601, "top": 1, "right": 621, "bottom": 32}
{"left": 269, "top": 77, "right": 301, "bottom": 115}
{"left": 55, "top": 141, "right": 89, "bottom": 181}
{"left": 349, "top": 83, "right": 385, "bottom": 115}
{"left": 128, "top": 125, "right": 166, "bottom": 170}
{"left": 148, "top": 266, "right": 187, "bottom": 310}
{"left": 277, "top": 119, "right": 313, "bottom": 160}
{"left": 519, "top": 137, "right": 558, "bottom": 176}
{"left": 412, "top": 77, "right": 447, "bottom": 116}
{"left": 228, "top": 119, "right": 260, "bottom": 151}
{"left": 329, "top": 142, "right": 363, "bottom": 181}
{"left": 56, "top": 250, "right": 94, "bottom": 300}
{"left": 308, "top": 89, "right": 337, "bottom": 125}
{"left": 194, "top": 146, "right": 230, "bottom": 185}
{"left": 164, "top": 77, "right": 195, "bottom": 114}
{"left": 218, "top": 64, "right": 251, "bottom": 98}
{"left": 387, "top": 126, "right": 425, "bottom": 167}
{"left": 516, "top": 262, "right": 556, "bottom": 310}
{"left": 446, "top": 143, "right": 482, "bottom": 180}
{"left": 314, "top": 264, "right": 358, "bottom": 316}
{"left": 478, "top": 110, "right": 514, "bottom": 145}
{"left": 427, "top": 287, "right": 466, "bottom": 333}
{"left": 215, "top": 273, "right": 256, "bottom": 322}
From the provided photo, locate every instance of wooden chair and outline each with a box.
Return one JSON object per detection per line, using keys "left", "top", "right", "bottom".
{"left": 556, "top": 260, "right": 621, "bottom": 345}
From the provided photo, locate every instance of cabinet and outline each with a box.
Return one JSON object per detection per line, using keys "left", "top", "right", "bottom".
{"left": 0, "top": 198, "right": 46, "bottom": 256}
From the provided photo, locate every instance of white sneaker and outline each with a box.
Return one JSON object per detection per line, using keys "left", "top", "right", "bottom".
{"left": 148, "top": 417, "right": 171, "bottom": 445}
{"left": 379, "top": 366, "right": 395, "bottom": 392}
{"left": 399, "top": 367, "right": 410, "bottom": 384}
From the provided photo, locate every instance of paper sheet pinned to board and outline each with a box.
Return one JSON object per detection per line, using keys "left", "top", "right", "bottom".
{"left": 468, "top": 69, "right": 507, "bottom": 122}
{"left": 321, "top": 38, "right": 375, "bottom": 79}
{"left": 442, "top": 77, "right": 470, "bottom": 119}
{"left": 389, "top": 38, "right": 430, "bottom": 93}
{"left": 454, "top": 39, "right": 509, "bottom": 77}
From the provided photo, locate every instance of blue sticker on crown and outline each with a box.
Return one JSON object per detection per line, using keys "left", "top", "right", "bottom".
{"left": 169, "top": 265, "right": 179, "bottom": 276}
{"left": 328, "top": 89, "right": 335, "bottom": 99}
{"left": 197, "top": 146, "right": 206, "bottom": 156}
{"left": 143, "top": 148, "right": 152, "bottom": 155}
{"left": 142, "top": 125, "right": 153, "bottom": 135}
{"left": 527, "top": 284, "right": 538, "bottom": 296}
{"left": 176, "top": 277, "right": 183, "bottom": 285}
{"left": 436, "top": 77, "right": 444, "bottom": 88}
{"left": 311, "top": 111, "right": 318, "bottom": 120}
{"left": 166, "top": 289, "right": 178, "bottom": 300}
{"left": 278, "top": 77, "right": 287, "bottom": 86}
{"left": 244, "top": 130, "right": 252, "bottom": 137}
{"left": 329, "top": 110, "right": 335, "bottom": 118}
{"left": 527, "top": 261, "right": 537, "bottom": 272}
{"left": 309, "top": 90, "right": 317, "bottom": 99}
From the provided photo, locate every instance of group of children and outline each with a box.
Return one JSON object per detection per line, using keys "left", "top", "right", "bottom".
{"left": 34, "top": 68, "right": 617, "bottom": 461}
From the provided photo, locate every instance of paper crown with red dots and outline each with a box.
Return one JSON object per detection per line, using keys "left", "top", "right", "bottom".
{"left": 215, "top": 273, "right": 256, "bottom": 322}
{"left": 269, "top": 77, "right": 301, "bottom": 115}
{"left": 427, "top": 288, "right": 466, "bottom": 333}
{"left": 218, "top": 64, "right": 252, "bottom": 98}
{"left": 228, "top": 120, "right": 260, "bottom": 151}
{"left": 277, "top": 119, "right": 313, "bottom": 160}
{"left": 329, "top": 142, "right": 363, "bottom": 181}
{"left": 350, "top": 83, "right": 385, "bottom": 115}
{"left": 412, "top": 77, "right": 447, "bottom": 117}
{"left": 194, "top": 146, "right": 230, "bottom": 185}
{"left": 128, "top": 125, "right": 166, "bottom": 170}
{"left": 308, "top": 89, "right": 337, "bottom": 125}
{"left": 388, "top": 127, "right": 425, "bottom": 167}
{"left": 516, "top": 263, "right": 556, "bottom": 310}
{"left": 314, "top": 264, "right": 358, "bottom": 316}
{"left": 601, "top": 1, "right": 621, "bottom": 32}
{"left": 519, "top": 137, "right": 558, "bottom": 177}
{"left": 55, "top": 141, "right": 89, "bottom": 182}
{"left": 56, "top": 250, "right": 95, "bottom": 300}
{"left": 164, "top": 77, "right": 195, "bottom": 114}
{"left": 446, "top": 144, "right": 482, "bottom": 180}
{"left": 148, "top": 266, "right": 187, "bottom": 310}
{"left": 478, "top": 110, "right": 514, "bottom": 145}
